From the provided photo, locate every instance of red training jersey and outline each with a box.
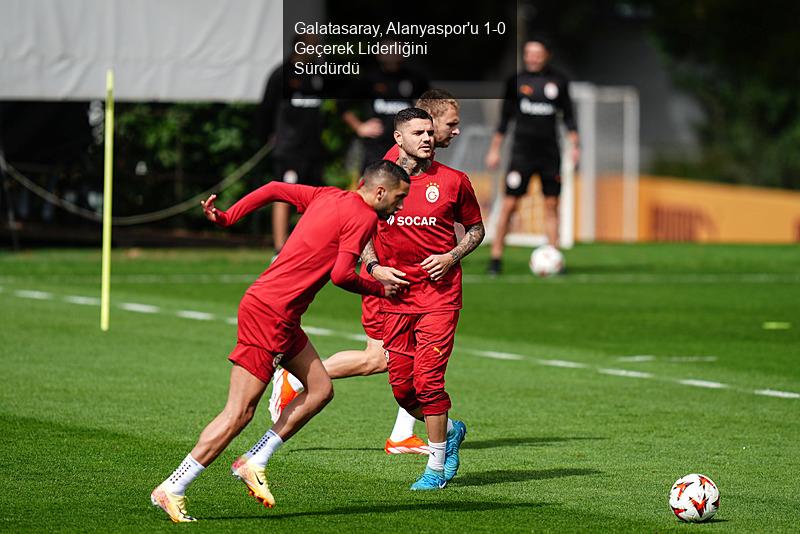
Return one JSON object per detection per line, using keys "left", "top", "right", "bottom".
{"left": 216, "top": 182, "right": 382, "bottom": 322}
{"left": 374, "top": 151, "right": 482, "bottom": 313}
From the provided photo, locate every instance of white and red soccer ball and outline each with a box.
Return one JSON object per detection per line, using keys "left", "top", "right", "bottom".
{"left": 529, "top": 245, "right": 564, "bottom": 277}
{"left": 669, "top": 473, "right": 720, "bottom": 522}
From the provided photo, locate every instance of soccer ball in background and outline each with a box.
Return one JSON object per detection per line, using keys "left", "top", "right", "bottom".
{"left": 669, "top": 473, "right": 720, "bottom": 522}
{"left": 529, "top": 245, "right": 564, "bottom": 277}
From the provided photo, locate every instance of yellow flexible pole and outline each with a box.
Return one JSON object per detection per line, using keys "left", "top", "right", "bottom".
{"left": 101, "top": 70, "right": 114, "bottom": 331}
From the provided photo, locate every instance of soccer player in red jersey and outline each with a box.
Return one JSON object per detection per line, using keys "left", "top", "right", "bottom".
{"left": 269, "top": 91, "right": 464, "bottom": 455}
{"left": 367, "top": 107, "right": 484, "bottom": 489}
{"left": 150, "top": 161, "right": 410, "bottom": 523}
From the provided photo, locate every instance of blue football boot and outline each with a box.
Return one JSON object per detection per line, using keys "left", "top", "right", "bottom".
{"left": 444, "top": 420, "right": 467, "bottom": 481}
{"left": 410, "top": 467, "right": 447, "bottom": 490}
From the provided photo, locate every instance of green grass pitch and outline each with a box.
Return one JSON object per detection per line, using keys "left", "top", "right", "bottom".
{"left": 1, "top": 243, "right": 798, "bottom": 532}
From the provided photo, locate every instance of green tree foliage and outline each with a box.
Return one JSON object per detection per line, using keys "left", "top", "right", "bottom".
{"left": 641, "top": 0, "right": 800, "bottom": 189}
{"left": 112, "top": 103, "right": 262, "bottom": 228}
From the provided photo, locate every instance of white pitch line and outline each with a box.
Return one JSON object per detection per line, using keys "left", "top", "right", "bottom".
{"left": 669, "top": 356, "right": 717, "bottom": 363}
{"left": 343, "top": 333, "right": 368, "bottom": 342}
{"left": 119, "top": 302, "right": 160, "bottom": 314}
{"left": 617, "top": 355, "right": 657, "bottom": 362}
{"left": 14, "top": 289, "right": 53, "bottom": 300}
{"left": 470, "top": 350, "right": 524, "bottom": 361}
{"left": 598, "top": 368, "right": 653, "bottom": 379}
{"left": 64, "top": 295, "right": 100, "bottom": 306}
{"left": 754, "top": 389, "right": 800, "bottom": 399}
{"left": 176, "top": 310, "right": 215, "bottom": 321}
{"left": 538, "top": 359, "right": 588, "bottom": 369}
{"left": 304, "top": 326, "right": 335, "bottom": 337}
{"left": 5, "top": 287, "right": 798, "bottom": 400}
{"left": 113, "top": 274, "right": 255, "bottom": 284}
{"left": 678, "top": 379, "right": 728, "bottom": 389}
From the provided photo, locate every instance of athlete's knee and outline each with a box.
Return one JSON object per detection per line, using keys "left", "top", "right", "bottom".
{"left": 307, "top": 379, "right": 334, "bottom": 408}
{"left": 420, "top": 395, "right": 452, "bottom": 416}
{"left": 413, "top": 379, "right": 448, "bottom": 408}
{"left": 502, "top": 197, "right": 520, "bottom": 217}
{"left": 221, "top": 404, "right": 256, "bottom": 432}
{"left": 363, "top": 347, "right": 388, "bottom": 375}
{"left": 391, "top": 381, "right": 417, "bottom": 410}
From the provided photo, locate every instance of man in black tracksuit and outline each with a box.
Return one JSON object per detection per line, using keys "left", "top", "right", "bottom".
{"left": 340, "top": 45, "right": 429, "bottom": 172}
{"left": 259, "top": 38, "right": 326, "bottom": 253}
{"left": 485, "top": 39, "right": 579, "bottom": 275}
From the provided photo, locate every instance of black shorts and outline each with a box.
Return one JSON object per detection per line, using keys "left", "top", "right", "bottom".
{"left": 504, "top": 147, "right": 561, "bottom": 198}
{"left": 274, "top": 157, "right": 324, "bottom": 187}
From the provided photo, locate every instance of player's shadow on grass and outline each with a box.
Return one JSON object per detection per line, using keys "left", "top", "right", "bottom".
{"left": 463, "top": 436, "right": 604, "bottom": 450}
{"left": 454, "top": 467, "right": 601, "bottom": 487}
{"left": 210, "top": 500, "right": 551, "bottom": 521}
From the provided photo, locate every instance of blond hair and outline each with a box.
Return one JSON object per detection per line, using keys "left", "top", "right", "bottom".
{"left": 415, "top": 89, "right": 459, "bottom": 119}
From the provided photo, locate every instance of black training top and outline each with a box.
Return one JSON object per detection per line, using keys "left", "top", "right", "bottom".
{"left": 259, "top": 62, "right": 325, "bottom": 160}
{"left": 497, "top": 66, "right": 577, "bottom": 151}
{"left": 340, "top": 66, "right": 429, "bottom": 159}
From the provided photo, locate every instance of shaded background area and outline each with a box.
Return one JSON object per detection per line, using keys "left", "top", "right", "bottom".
{"left": 1, "top": 0, "right": 799, "bottom": 247}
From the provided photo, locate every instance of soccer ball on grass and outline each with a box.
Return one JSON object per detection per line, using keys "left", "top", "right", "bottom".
{"left": 529, "top": 245, "right": 564, "bottom": 277}
{"left": 668, "top": 473, "right": 720, "bottom": 522}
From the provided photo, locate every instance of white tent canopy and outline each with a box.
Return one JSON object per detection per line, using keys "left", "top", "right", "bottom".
{"left": 0, "top": 0, "right": 286, "bottom": 102}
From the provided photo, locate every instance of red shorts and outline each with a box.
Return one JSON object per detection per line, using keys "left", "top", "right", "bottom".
{"left": 361, "top": 295, "right": 384, "bottom": 340}
{"left": 228, "top": 292, "right": 309, "bottom": 384}
{"left": 383, "top": 310, "right": 460, "bottom": 416}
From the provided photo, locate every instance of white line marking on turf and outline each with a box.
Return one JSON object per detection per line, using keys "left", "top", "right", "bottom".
{"left": 754, "top": 389, "right": 800, "bottom": 399}
{"left": 470, "top": 350, "right": 525, "bottom": 361}
{"left": 617, "top": 355, "right": 657, "bottom": 362}
{"left": 14, "top": 289, "right": 53, "bottom": 300}
{"left": 64, "top": 295, "right": 100, "bottom": 306}
{"left": 176, "top": 310, "right": 214, "bottom": 321}
{"left": 599, "top": 368, "right": 653, "bottom": 379}
{"left": 669, "top": 356, "right": 717, "bottom": 363}
{"left": 343, "top": 332, "right": 368, "bottom": 342}
{"left": 7, "top": 287, "right": 798, "bottom": 401}
{"left": 119, "top": 302, "right": 160, "bottom": 314}
{"left": 539, "top": 359, "right": 589, "bottom": 369}
{"left": 678, "top": 379, "right": 728, "bottom": 389}
{"left": 304, "top": 326, "right": 335, "bottom": 337}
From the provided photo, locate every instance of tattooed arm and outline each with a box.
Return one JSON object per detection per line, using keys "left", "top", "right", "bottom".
{"left": 449, "top": 222, "right": 485, "bottom": 262}
{"left": 361, "top": 240, "right": 409, "bottom": 286}
{"left": 360, "top": 239, "right": 378, "bottom": 265}
{"left": 420, "top": 222, "right": 486, "bottom": 281}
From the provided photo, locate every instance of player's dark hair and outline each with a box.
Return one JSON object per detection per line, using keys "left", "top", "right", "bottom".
{"left": 416, "top": 89, "right": 459, "bottom": 117}
{"left": 393, "top": 107, "right": 433, "bottom": 130}
{"left": 363, "top": 160, "right": 410, "bottom": 188}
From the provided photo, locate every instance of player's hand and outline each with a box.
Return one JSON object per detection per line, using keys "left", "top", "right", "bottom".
{"left": 358, "top": 118, "right": 384, "bottom": 139}
{"left": 420, "top": 254, "right": 456, "bottom": 282}
{"left": 571, "top": 145, "right": 581, "bottom": 167}
{"left": 381, "top": 280, "right": 401, "bottom": 298}
{"left": 201, "top": 194, "right": 219, "bottom": 222}
{"left": 485, "top": 148, "right": 501, "bottom": 170}
{"left": 371, "top": 265, "right": 410, "bottom": 286}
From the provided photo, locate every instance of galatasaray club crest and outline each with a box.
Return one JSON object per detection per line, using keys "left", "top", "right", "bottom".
{"left": 425, "top": 182, "right": 440, "bottom": 203}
